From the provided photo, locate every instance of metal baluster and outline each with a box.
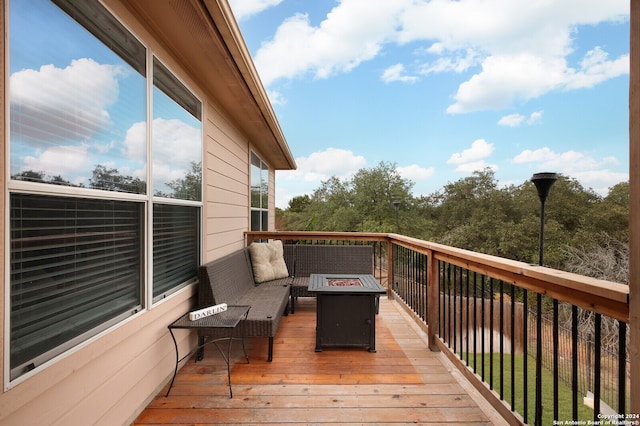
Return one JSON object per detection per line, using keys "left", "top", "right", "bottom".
{"left": 535, "top": 293, "right": 543, "bottom": 426}
{"left": 523, "top": 289, "right": 528, "bottom": 423}
{"left": 490, "top": 278, "right": 494, "bottom": 391}
{"left": 481, "top": 274, "right": 485, "bottom": 381}
{"left": 500, "top": 279, "right": 504, "bottom": 400}
{"left": 511, "top": 283, "right": 516, "bottom": 411}
{"left": 466, "top": 269, "right": 470, "bottom": 367}
{"left": 593, "top": 314, "right": 602, "bottom": 421}
{"left": 619, "top": 321, "right": 627, "bottom": 414}
{"left": 553, "top": 299, "right": 559, "bottom": 422}
{"left": 453, "top": 265, "right": 458, "bottom": 353}
{"left": 572, "top": 305, "right": 578, "bottom": 420}
{"left": 447, "top": 262, "right": 452, "bottom": 346}
{"left": 439, "top": 260, "right": 443, "bottom": 338}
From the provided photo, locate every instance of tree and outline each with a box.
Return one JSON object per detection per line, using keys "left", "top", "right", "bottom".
{"left": 164, "top": 161, "right": 202, "bottom": 201}
{"left": 307, "top": 176, "right": 357, "bottom": 231}
{"left": 90, "top": 165, "right": 146, "bottom": 194}
{"left": 430, "top": 168, "right": 499, "bottom": 233}
{"left": 589, "top": 182, "right": 629, "bottom": 242}
{"left": 350, "top": 162, "right": 415, "bottom": 232}
{"left": 12, "top": 170, "right": 80, "bottom": 187}
{"left": 12, "top": 170, "right": 46, "bottom": 183}
{"left": 280, "top": 162, "right": 417, "bottom": 233}
{"left": 564, "top": 233, "right": 628, "bottom": 284}
{"left": 277, "top": 165, "right": 629, "bottom": 274}
{"left": 288, "top": 195, "right": 311, "bottom": 213}
{"left": 430, "top": 168, "right": 514, "bottom": 255}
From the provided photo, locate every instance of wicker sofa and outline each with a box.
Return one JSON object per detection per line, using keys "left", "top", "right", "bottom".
{"left": 196, "top": 243, "right": 375, "bottom": 361}
{"left": 197, "top": 248, "right": 291, "bottom": 362}
{"left": 283, "top": 244, "right": 374, "bottom": 313}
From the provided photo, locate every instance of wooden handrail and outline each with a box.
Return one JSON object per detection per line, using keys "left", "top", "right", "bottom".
{"left": 245, "top": 231, "right": 388, "bottom": 244}
{"left": 245, "top": 231, "right": 630, "bottom": 323}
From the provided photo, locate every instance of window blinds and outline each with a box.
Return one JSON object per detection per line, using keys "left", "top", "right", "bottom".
{"left": 10, "top": 193, "right": 143, "bottom": 378}
{"left": 152, "top": 203, "right": 199, "bottom": 299}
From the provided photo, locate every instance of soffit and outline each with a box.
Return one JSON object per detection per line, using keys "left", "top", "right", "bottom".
{"left": 122, "top": 0, "right": 296, "bottom": 170}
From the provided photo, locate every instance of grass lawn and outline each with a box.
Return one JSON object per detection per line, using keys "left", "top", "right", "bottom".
{"left": 461, "top": 352, "right": 594, "bottom": 424}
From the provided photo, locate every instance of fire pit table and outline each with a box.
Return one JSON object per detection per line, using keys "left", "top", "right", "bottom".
{"left": 308, "top": 274, "right": 386, "bottom": 352}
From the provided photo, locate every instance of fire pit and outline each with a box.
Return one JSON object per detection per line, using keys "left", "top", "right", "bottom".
{"left": 308, "top": 274, "right": 386, "bottom": 352}
{"left": 327, "top": 278, "right": 362, "bottom": 287}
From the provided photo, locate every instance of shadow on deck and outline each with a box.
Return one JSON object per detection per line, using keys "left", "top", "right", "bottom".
{"left": 134, "top": 297, "right": 508, "bottom": 425}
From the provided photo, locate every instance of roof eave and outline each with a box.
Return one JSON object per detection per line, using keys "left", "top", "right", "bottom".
{"left": 123, "top": 0, "right": 296, "bottom": 170}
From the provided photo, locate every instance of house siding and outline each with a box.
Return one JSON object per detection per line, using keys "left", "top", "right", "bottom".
{"left": 0, "top": 0, "right": 6, "bottom": 411}
{"left": 0, "top": 0, "right": 280, "bottom": 424}
{"left": 203, "top": 100, "right": 252, "bottom": 260}
{"left": 269, "top": 168, "right": 277, "bottom": 230}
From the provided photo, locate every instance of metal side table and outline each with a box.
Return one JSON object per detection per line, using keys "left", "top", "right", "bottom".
{"left": 166, "top": 305, "right": 250, "bottom": 398}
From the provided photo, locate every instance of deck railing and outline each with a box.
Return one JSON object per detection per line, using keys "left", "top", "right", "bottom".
{"left": 245, "top": 231, "right": 630, "bottom": 426}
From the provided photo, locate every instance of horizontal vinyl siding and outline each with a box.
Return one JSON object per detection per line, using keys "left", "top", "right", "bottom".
{"left": 0, "top": 1, "right": 271, "bottom": 423}
{"left": 0, "top": 288, "right": 195, "bottom": 425}
{"left": 202, "top": 100, "right": 251, "bottom": 261}
{"left": 0, "top": 0, "right": 5, "bottom": 396}
{"left": 269, "top": 168, "right": 276, "bottom": 230}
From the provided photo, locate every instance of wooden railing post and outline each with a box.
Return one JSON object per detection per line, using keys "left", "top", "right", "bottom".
{"left": 630, "top": 0, "right": 640, "bottom": 414}
{"left": 387, "top": 240, "right": 394, "bottom": 299}
{"left": 427, "top": 249, "right": 440, "bottom": 352}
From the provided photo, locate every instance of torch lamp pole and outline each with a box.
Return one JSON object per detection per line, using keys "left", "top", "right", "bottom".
{"left": 531, "top": 172, "right": 557, "bottom": 426}
{"left": 532, "top": 173, "right": 558, "bottom": 267}
{"left": 393, "top": 200, "right": 400, "bottom": 234}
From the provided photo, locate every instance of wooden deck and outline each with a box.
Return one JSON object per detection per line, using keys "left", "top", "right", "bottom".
{"left": 134, "top": 297, "right": 508, "bottom": 425}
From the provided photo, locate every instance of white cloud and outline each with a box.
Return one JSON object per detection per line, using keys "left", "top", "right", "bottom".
{"left": 447, "top": 139, "right": 496, "bottom": 172}
{"left": 396, "top": 164, "right": 434, "bottom": 181}
{"left": 381, "top": 64, "right": 418, "bottom": 84}
{"left": 254, "top": 1, "right": 409, "bottom": 85}
{"left": 447, "top": 48, "right": 628, "bottom": 112}
{"left": 22, "top": 144, "right": 91, "bottom": 185}
{"left": 150, "top": 118, "right": 202, "bottom": 190}
{"left": 267, "top": 89, "right": 287, "bottom": 106}
{"left": 565, "top": 47, "right": 629, "bottom": 90}
{"left": 123, "top": 121, "right": 147, "bottom": 163}
{"left": 498, "top": 113, "right": 525, "bottom": 127}
{"left": 420, "top": 48, "right": 481, "bottom": 74}
{"left": 228, "top": 0, "right": 283, "bottom": 21}
{"left": 498, "top": 110, "right": 543, "bottom": 127}
{"left": 513, "top": 147, "right": 628, "bottom": 194}
{"left": 276, "top": 147, "right": 367, "bottom": 208}
{"left": 249, "top": 0, "right": 628, "bottom": 113}
{"left": 281, "top": 147, "right": 367, "bottom": 182}
{"left": 10, "top": 58, "right": 122, "bottom": 144}
{"left": 446, "top": 54, "right": 568, "bottom": 113}
{"left": 527, "top": 110, "right": 544, "bottom": 124}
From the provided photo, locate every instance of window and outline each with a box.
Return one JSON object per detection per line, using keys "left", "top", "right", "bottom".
{"left": 7, "top": 0, "right": 202, "bottom": 380}
{"left": 10, "top": 0, "right": 147, "bottom": 192}
{"left": 152, "top": 58, "right": 202, "bottom": 299}
{"left": 152, "top": 204, "right": 199, "bottom": 299}
{"left": 10, "top": 194, "right": 143, "bottom": 380}
{"left": 250, "top": 152, "right": 269, "bottom": 231}
{"left": 152, "top": 57, "right": 202, "bottom": 201}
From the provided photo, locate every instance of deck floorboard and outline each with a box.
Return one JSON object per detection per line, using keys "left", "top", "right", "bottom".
{"left": 134, "top": 297, "right": 507, "bottom": 425}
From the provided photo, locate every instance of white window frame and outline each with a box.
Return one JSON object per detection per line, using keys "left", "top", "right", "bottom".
{"left": 5, "top": 0, "right": 203, "bottom": 387}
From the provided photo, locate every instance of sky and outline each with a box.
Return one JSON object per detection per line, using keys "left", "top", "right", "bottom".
{"left": 228, "top": 0, "right": 630, "bottom": 209}
{"left": 9, "top": 0, "right": 201, "bottom": 197}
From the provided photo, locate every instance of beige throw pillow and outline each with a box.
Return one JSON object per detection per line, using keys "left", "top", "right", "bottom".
{"left": 249, "top": 240, "right": 289, "bottom": 283}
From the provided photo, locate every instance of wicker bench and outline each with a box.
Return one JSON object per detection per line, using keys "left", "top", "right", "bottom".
{"left": 196, "top": 244, "right": 374, "bottom": 361}
{"left": 197, "top": 249, "right": 290, "bottom": 362}
{"left": 283, "top": 244, "right": 374, "bottom": 313}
